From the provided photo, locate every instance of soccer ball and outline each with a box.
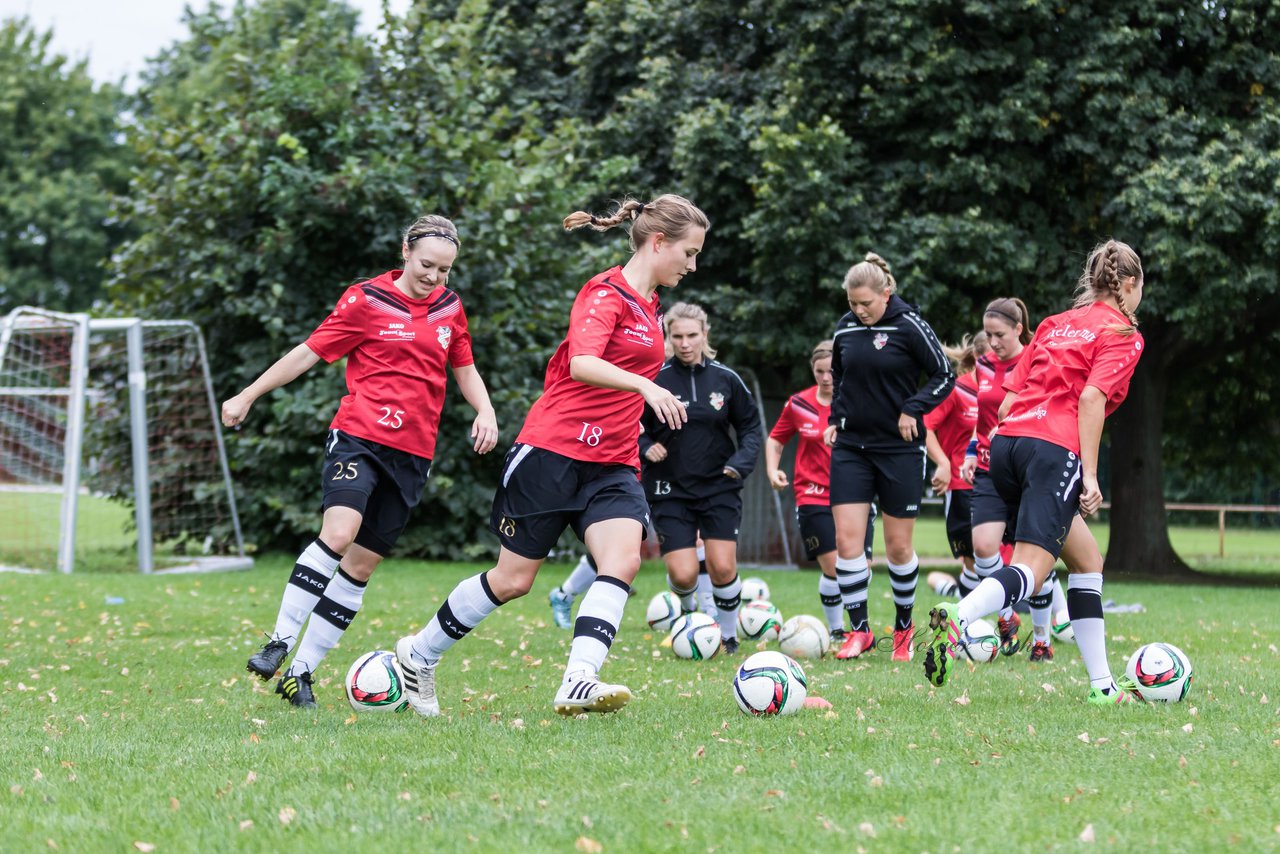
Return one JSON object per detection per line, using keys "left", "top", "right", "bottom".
{"left": 1051, "top": 609, "right": 1075, "bottom": 644}
{"left": 741, "top": 577, "right": 771, "bottom": 602}
{"left": 779, "top": 615, "right": 831, "bottom": 660}
{"left": 345, "top": 650, "right": 409, "bottom": 713}
{"left": 1125, "top": 642, "right": 1194, "bottom": 703}
{"left": 955, "top": 618, "right": 1000, "bottom": 663}
{"left": 733, "top": 651, "right": 808, "bottom": 716}
{"left": 646, "top": 591, "right": 682, "bottom": 632}
{"left": 671, "top": 621, "right": 723, "bottom": 660}
{"left": 668, "top": 610, "right": 715, "bottom": 638}
{"left": 737, "top": 601, "right": 783, "bottom": 642}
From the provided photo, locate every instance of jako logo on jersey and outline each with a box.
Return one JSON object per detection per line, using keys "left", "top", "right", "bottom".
{"left": 709, "top": 392, "right": 725, "bottom": 411}
{"left": 437, "top": 325, "right": 452, "bottom": 349}
{"left": 874, "top": 333, "right": 889, "bottom": 350}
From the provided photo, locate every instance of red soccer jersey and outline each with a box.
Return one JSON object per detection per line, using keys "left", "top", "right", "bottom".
{"left": 517, "top": 267, "right": 664, "bottom": 468}
{"left": 999, "top": 302, "right": 1144, "bottom": 454}
{"left": 305, "top": 271, "right": 473, "bottom": 460}
{"left": 973, "top": 349, "right": 1023, "bottom": 471}
{"left": 768, "top": 386, "right": 832, "bottom": 507}
{"left": 923, "top": 373, "right": 978, "bottom": 491}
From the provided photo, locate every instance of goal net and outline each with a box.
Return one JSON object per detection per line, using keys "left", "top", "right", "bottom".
{"left": 0, "top": 307, "right": 250, "bottom": 573}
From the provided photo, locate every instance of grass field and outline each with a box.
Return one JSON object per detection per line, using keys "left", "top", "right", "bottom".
{"left": 4, "top": 556, "right": 1279, "bottom": 852}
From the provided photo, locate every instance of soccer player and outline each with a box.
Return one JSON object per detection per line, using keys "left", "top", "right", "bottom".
{"left": 765, "top": 339, "right": 876, "bottom": 642}
{"left": 923, "top": 333, "right": 981, "bottom": 596}
{"left": 395, "top": 194, "right": 707, "bottom": 717}
{"left": 925, "top": 239, "right": 1147, "bottom": 705}
{"left": 224, "top": 215, "right": 499, "bottom": 708}
{"left": 640, "top": 301, "right": 763, "bottom": 655}
{"left": 959, "top": 297, "right": 1070, "bottom": 660}
{"left": 824, "top": 253, "right": 955, "bottom": 661}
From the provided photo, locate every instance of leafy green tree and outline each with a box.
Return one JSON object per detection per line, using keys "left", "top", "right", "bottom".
{"left": 0, "top": 17, "right": 132, "bottom": 312}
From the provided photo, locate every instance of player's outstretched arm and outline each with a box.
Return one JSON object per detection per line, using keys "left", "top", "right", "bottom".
{"left": 1077, "top": 386, "right": 1108, "bottom": 517}
{"left": 569, "top": 355, "right": 687, "bottom": 430}
{"left": 221, "top": 343, "right": 321, "bottom": 428}
{"left": 451, "top": 363, "right": 498, "bottom": 454}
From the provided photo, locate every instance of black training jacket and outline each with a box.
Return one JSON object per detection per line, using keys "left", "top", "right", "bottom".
{"left": 640, "top": 357, "right": 763, "bottom": 501}
{"left": 829, "top": 294, "right": 955, "bottom": 453}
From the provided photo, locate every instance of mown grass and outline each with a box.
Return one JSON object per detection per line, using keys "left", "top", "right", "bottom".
{"left": 3, "top": 557, "right": 1278, "bottom": 852}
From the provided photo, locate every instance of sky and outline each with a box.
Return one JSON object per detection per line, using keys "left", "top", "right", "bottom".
{"left": 2, "top": 0, "right": 410, "bottom": 88}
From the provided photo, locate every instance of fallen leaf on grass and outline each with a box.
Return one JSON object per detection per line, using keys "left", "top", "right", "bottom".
{"left": 1178, "top": 756, "right": 1188, "bottom": 768}
{"left": 1041, "top": 683, "right": 1056, "bottom": 693}
{"left": 803, "top": 696, "right": 832, "bottom": 710}
{"left": 278, "top": 807, "right": 296, "bottom": 825}
{"left": 859, "top": 822, "right": 876, "bottom": 837}
{"left": 169, "top": 798, "right": 179, "bottom": 811}
{"left": 1079, "top": 824, "right": 1095, "bottom": 843}
{"left": 132, "top": 844, "right": 155, "bottom": 853}
{"left": 693, "top": 746, "right": 705, "bottom": 759}
{"left": 953, "top": 693, "right": 971, "bottom": 706}
{"left": 575, "top": 836, "right": 602, "bottom": 853}
{"left": 238, "top": 821, "right": 253, "bottom": 831}
{"left": 1182, "top": 723, "right": 1194, "bottom": 734}
{"left": 1077, "top": 732, "right": 1090, "bottom": 744}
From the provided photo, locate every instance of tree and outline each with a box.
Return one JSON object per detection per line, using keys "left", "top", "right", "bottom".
{"left": 0, "top": 17, "right": 132, "bottom": 313}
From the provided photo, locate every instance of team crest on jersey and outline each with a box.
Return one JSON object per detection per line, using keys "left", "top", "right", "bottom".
{"left": 436, "top": 325, "right": 452, "bottom": 350}
{"left": 873, "top": 333, "right": 889, "bottom": 350}
{"left": 709, "top": 392, "right": 725, "bottom": 411}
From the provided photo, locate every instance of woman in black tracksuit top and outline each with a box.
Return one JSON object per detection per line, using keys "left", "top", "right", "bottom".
{"left": 641, "top": 301, "right": 763, "bottom": 655}
{"left": 822, "top": 252, "right": 954, "bottom": 661}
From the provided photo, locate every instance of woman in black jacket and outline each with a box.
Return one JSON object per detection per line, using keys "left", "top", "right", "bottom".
{"left": 823, "top": 253, "right": 954, "bottom": 661}
{"left": 642, "top": 302, "right": 763, "bottom": 655}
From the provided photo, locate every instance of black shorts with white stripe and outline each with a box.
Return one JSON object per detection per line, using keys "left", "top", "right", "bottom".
{"left": 987, "top": 434, "right": 1082, "bottom": 560}
{"left": 489, "top": 444, "right": 650, "bottom": 560}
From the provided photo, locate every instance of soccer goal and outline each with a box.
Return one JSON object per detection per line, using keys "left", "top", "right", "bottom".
{"left": 0, "top": 306, "right": 251, "bottom": 574}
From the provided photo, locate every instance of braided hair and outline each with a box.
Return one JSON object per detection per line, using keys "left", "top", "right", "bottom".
{"left": 1074, "top": 239, "right": 1143, "bottom": 333}
{"left": 563, "top": 194, "right": 709, "bottom": 251}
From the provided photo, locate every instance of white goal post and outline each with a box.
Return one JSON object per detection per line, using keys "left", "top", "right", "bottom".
{"left": 0, "top": 306, "right": 251, "bottom": 574}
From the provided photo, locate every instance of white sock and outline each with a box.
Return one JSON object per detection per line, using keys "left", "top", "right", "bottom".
{"left": 972, "top": 552, "right": 1014, "bottom": 621}
{"left": 668, "top": 576, "right": 698, "bottom": 612}
{"left": 288, "top": 568, "right": 365, "bottom": 675}
{"left": 1067, "top": 573, "right": 1113, "bottom": 690}
{"left": 412, "top": 572, "right": 502, "bottom": 664}
{"left": 818, "top": 575, "right": 843, "bottom": 633}
{"left": 565, "top": 576, "right": 630, "bottom": 680}
{"left": 561, "top": 554, "right": 597, "bottom": 598}
{"left": 273, "top": 539, "right": 340, "bottom": 649}
{"left": 836, "top": 554, "right": 871, "bottom": 633}
{"left": 957, "top": 566, "right": 980, "bottom": 597}
{"left": 887, "top": 553, "right": 919, "bottom": 631}
{"left": 711, "top": 575, "right": 742, "bottom": 640}
{"left": 957, "top": 563, "right": 1034, "bottom": 627}
{"left": 696, "top": 569, "right": 717, "bottom": 617}
{"left": 1029, "top": 571, "right": 1055, "bottom": 642}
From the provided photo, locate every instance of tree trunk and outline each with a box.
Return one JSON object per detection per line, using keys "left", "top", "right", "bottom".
{"left": 1103, "top": 323, "right": 1195, "bottom": 578}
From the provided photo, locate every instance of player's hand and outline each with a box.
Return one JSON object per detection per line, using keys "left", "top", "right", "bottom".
{"left": 221, "top": 395, "right": 252, "bottom": 428}
{"left": 642, "top": 381, "right": 687, "bottom": 430}
{"left": 897, "top": 412, "right": 918, "bottom": 442}
{"left": 930, "top": 462, "right": 950, "bottom": 494}
{"left": 644, "top": 442, "right": 667, "bottom": 463}
{"left": 1079, "top": 474, "right": 1103, "bottom": 517}
{"left": 822, "top": 425, "right": 838, "bottom": 447}
{"left": 768, "top": 469, "right": 789, "bottom": 491}
{"left": 471, "top": 410, "right": 498, "bottom": 454}
{"left": 959, "top": 456, "right": 977, "bottom": 485}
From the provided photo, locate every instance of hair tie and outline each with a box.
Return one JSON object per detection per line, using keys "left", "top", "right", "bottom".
{"left": 985, "top": 307, "right": 1021, "bottom": 326}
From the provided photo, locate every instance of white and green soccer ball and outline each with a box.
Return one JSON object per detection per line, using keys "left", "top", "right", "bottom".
{"left": 733, "top": 650, "right": 808, "bottom": 716}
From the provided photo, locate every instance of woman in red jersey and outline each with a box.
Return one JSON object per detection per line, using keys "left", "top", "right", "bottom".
{"left": 396, "top": 194, "right": 708, "bottom": 718}
{"left": 959, "top": 297, "right": 1035, "bottom": 656}
{"left": 924, "top": 334, "right": 981, "bottom": 590}
{"left": 765, "top": 339, "right": 875, "bottom": 641}
{"left": 925, "top": 240, "right": 1147, "bottom": 705}
{"left": 223, "top": 215, "right": 499, "bottom": 708}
